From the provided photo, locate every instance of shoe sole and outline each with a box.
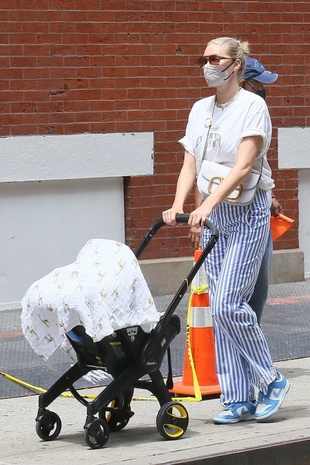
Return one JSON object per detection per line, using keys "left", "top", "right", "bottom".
{"left": 213, "top": 413, "right": 255, "bottom": 424}
{"left": 255, "top": 381, "right": 291, "bottom": 422}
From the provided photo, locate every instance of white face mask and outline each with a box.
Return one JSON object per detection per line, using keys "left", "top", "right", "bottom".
{"left": 203, "top": 62, "right": 234, "bottom": 88}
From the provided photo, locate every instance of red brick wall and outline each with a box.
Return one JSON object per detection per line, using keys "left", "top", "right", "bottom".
{"left": 1, "top": 1, "right": 306, "bottom": 258}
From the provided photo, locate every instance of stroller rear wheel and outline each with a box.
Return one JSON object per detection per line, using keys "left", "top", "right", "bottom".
{"left": 84, "top": 418, "right": 110, "bottom": 449}
{"left": 156, "top": 401, "right": 189, "bottom": 440}
{"left": 35, "top": 411, "right": 62, "bottom": 441}
{"left": 99, "top": 388, "right": 134, "bottom": 432}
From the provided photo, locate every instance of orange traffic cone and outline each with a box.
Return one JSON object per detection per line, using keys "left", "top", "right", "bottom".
{"left": 171, "top": 249, "right": 221, "bottom": 397}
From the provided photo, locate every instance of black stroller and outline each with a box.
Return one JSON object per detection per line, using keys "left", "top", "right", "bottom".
{"left": 30, "top": 214, "right": 218, "bottom": 449}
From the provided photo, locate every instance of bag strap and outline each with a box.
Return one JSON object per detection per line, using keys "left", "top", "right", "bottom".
{"left": 202, "top": 98, "right": 216, "bottom": 162}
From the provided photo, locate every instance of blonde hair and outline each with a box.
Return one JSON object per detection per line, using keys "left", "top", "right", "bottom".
{"left": 207, "top": 37, "right": 250, "bottom": 78}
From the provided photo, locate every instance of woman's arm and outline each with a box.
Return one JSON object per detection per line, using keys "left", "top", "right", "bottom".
{"left": 162, "top": 150, "right": 197, "bottom": 225}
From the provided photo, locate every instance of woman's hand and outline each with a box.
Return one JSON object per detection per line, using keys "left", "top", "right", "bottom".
{"left": 188, "top": 200, "right": 212, "bottom": 229}
{"left": 162, "top": 207, "right": 183, "bottom": 225}
{"left": 271, "top": 197, "right": 283, "bottom": 218}
{"left": 188, "top": 225, "right": 201, "bottom": 249}
{"left": 163, "top": 208, "right": 201, "bottom": 248}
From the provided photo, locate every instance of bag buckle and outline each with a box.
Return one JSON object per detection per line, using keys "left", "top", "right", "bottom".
{"left": 208, "top": 176, "right": 243, "bottom": 200}
{"left": 226, "top": 184, "right": 243, "bottom": 200}
{"left": 208, "top": 176, "right": 223, "bottom": 195}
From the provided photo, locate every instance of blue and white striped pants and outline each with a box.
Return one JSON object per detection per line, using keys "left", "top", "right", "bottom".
{"left": 202, "top": 188, "right": 277, "bottom": 405}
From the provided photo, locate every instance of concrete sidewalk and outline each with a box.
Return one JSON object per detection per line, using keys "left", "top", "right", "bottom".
{"left": 0, "top": 356, "right": 309, "bottom": 465}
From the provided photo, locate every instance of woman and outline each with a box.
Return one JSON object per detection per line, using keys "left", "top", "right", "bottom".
{"left": 162, "top": 37, "right": 290, "bottom": 424}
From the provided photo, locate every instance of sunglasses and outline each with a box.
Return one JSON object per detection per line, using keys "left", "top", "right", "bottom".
{"left": 197, "top": 55, "right": 233, "bottom": 67}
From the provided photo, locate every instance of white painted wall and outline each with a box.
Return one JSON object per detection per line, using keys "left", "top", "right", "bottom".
{"left": 278, "top": 127, "right": 309, "bottom": 276}
{"left": 298, "top": 170, "right": 310, "bottom": 276}
{"left": 278, "top": 127, "right": 310, "bottom": 169}
{"left": 0, "top": 132, "right": 154, "bottom": 309}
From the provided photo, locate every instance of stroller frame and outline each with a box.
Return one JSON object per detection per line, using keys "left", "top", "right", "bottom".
{"left": 35, "top": 214, "right": 219, "bottom": 449}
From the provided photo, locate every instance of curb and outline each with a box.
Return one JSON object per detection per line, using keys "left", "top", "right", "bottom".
{"left": 165, "top": 438, "right": 310, "bottom": 465}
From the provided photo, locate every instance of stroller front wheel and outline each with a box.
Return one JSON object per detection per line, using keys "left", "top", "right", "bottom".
{"left": 35, "top": 411, "right": 62, "bottom": 441}
{"left": 156, "top": 401, "right": 189, "bottom": 440}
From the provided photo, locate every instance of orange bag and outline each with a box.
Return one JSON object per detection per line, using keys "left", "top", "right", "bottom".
{"left": 270, "top": 213, "right": 294, "bottom": 241}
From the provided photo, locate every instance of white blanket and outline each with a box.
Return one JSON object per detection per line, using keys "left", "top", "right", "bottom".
{"left": 21, "top": 239, "right": 159, "bottom": 361}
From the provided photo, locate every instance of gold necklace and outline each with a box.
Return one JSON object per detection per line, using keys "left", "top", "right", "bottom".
{"left": 215, "top": 87, "right": 241, "bottom": 110}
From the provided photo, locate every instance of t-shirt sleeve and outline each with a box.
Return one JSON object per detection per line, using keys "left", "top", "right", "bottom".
{"left": 240, "top": 99, "right": 271, "bottom": 158}
{"left": 178, "top": 99, "right": 206, "bottom": 156}
{"left": 178, "top": 108, "right": 196, "bottom": 156}
{"left": 178, "top": 133, "right": 193, "bottom": 155}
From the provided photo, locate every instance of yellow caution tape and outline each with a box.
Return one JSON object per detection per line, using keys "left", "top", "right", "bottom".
{"left": 191, "top": 283, "right": 208, "bottom": 295}
{"left": 179, "top": 292, "right": 202, "bottom": 402}
{"left": 0, "top": 371, "right": 93, "bottom": 398}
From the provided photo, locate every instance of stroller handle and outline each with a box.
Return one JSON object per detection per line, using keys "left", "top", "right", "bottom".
{"left": 135, "top": 213, "right": 219, "bottom": 342}
{"left": 176, "top": 213, "right": 219, "bottom": 237}
{"left": 134, "top": 213, "right": 219, "bottom": 259}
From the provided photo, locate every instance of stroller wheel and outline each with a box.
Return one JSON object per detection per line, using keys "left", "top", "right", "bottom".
{"left": 100, "top": 404, "right": 130, "bottom": 432}
{"left": 99, "top": 389, "right": 134, "bottom": 432}
{"left": 84, "top": 418, "right": 110, "bottom": 449}
{"left": 35, "top": 411, "right": 62, "bottom": 441}
{"left": 156, "top": 401, "right": 189, "bottom": 440}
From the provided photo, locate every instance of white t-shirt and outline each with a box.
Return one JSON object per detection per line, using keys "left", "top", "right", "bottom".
{"left": 179, "top": 88, "right": 274, "bottom": 192}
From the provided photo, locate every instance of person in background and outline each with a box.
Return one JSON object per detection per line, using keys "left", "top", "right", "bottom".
{"left": 242, "top": 57, "right": 282, "bottom": 324}
{"left": 163, "top": 37, "right": 290, "bottom": 424}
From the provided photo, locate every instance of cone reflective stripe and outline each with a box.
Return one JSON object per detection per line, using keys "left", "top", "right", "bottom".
{"left": 190, "top": 294, "right": 213, "bottom": 328}
{"left": 171, "top": 249, "right": 221, "bottom": 397}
